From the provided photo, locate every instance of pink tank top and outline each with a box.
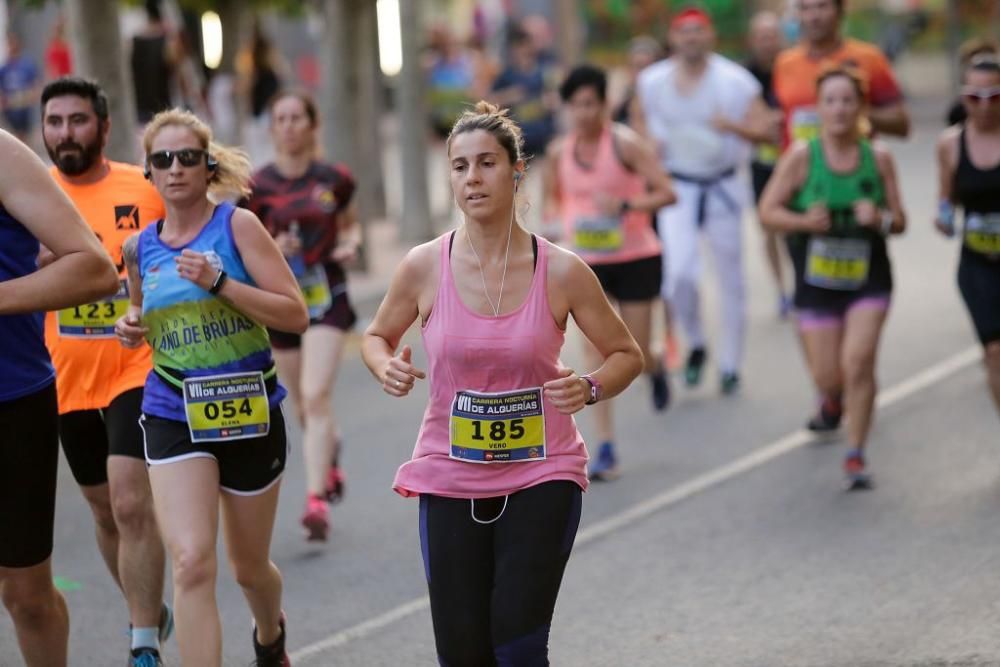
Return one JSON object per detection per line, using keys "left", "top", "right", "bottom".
{"left": 393, "top": 232, "right": 589, "bottom": 499}
{"left": 558, "top": 124, "right": 661, "bottom": 265}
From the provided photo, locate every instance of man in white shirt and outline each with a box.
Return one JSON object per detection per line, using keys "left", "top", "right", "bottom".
{"left": 636, "top": 7, "right": 773, "bottom": 395}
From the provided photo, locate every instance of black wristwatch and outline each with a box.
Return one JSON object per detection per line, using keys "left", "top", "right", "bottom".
{"left": 208, "top": 269, "right": 228, "bottom": 295}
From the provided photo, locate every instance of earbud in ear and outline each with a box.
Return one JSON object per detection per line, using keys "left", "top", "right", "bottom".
{"left": 206, "top": 155, "right": 219, "bottom": 171}
{"left": 514, "top": 171, "right": 522, "bottom": 182}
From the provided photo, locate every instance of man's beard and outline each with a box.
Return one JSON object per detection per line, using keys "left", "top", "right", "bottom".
{"left": 46, "top": 139, "right": 102, "bottom": 176}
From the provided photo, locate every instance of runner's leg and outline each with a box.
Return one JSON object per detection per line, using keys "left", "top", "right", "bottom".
{"left": 840, "top": 302, "right": 890, "bottom": 453}
{"left": 106, "top": 388, "right": 165, "bottom": 629}
{"left": 300, "top": 325, "right": 347, "bottom": 498}
{"left": 220, "top": 482, "right": 284, "bottom": 646}
{"left": 147, "top": 456, "right": 222, "bottom": 666}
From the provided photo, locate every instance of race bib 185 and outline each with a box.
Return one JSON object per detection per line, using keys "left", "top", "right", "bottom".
{"left": 450, "top": 388, "right": 546, "bottom": 463}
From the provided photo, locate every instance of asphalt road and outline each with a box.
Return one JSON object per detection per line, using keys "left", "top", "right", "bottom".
{"left": 2, "top": 95, "right": 998, "bottom": 667}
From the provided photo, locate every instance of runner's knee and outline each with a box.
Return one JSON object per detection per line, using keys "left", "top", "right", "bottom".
{"left": 110, "top": 485, "right": 155, "bottom": 535}
{"left": 230, "top": 556, "right": 274, "bottom": 591}
{"left": 300, "top": 386, "right": 333, "bottom": 418}
{"left": 842, "top": 348, "right": 876, "bottom": 387}
{"left": 83, "top": 488, "right": 118, "bottom": 535}
{"left": 172, "top": 546, "right": 216, "bottom": 592}
{"left": 1, "top": 572, "right": 60, "bottom": 625}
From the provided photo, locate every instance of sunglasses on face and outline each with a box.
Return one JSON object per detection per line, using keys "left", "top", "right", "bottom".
{"left": 962, "top": 86, "right": 1000, "bottom": 103}
{"left": 147, "top": 148, "right": 208, "bottom": 170}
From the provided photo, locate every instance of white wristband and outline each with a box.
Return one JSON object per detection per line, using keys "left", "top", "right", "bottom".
{"left": 879, "top": 210, "right": 894, "bottom": 236}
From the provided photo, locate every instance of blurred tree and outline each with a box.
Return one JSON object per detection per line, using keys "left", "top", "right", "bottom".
{"left": 63, "top": 0, "right": 138, "bottom": 161}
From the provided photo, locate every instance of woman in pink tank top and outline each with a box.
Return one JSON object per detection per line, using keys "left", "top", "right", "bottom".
{"left": 362, "top": 101, "right": 643, "bottom": 665}
{"left": 545, "top": 64, "right": 677, "bottom": 481}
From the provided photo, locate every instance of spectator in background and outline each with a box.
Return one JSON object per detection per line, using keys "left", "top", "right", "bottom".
{"left": 130, "top": 0, "right": 177, "bottom": 124}
{"left": 946, "top": 37, "right": 999, "bottom": 126}
{"left": 426, "top": 24, "right": 475, "bottom": 140}
{"left": 237, "top": 21, "right": 286, "bottom": 165}
{"left": 616, "top": 35, "right": 665, "bottom": 125}
{"left": 44, "top": 14, "right": 73, "bottom": 80}
{"left": 0, "top": 33, "right": 41, "bottom": 144}
{"left": 490, "top": 27, "right": 558, "bottom": 161}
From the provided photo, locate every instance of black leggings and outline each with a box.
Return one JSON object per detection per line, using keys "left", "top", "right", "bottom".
{"left": 419, "top": 480, "right": 583, "bottom": 667}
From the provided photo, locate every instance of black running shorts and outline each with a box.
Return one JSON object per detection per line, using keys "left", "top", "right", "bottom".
{"left": 140, "top": 408, "right": 288, "bottom": 495}
{"left": 59, "top": 387, "right": 145, "bottom": 487}
{"left": 958, "top": 248, "right": 1000, "bottom": 345}
{"left": 0, "top": 383, "right": 60, "bottom": 567}
{"left": 589, "top": 255, "right": 663, "bottom": 303}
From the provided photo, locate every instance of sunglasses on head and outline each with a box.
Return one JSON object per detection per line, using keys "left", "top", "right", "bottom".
{"left": 962, "top": 86, "right": 1000, "bottom": 103}
{"left": 147, "top": 148, "right": 208, "bottom": 170}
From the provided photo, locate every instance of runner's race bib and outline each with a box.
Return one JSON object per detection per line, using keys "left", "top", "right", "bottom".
{"left": 57, "top": 279, "right": 130, "bottom": 338}
{"left": 183, "top": 371, "right": 270, "bottom": 443}
{"left": 574, "top": 215, "right": 624, "bottom": 254}
{"left": 755, "top": 143, "right": 780, "bottom": 166}
{"left": 964, "top": 213, "right": 1000, "bottom": 256}
{"left": 298, "top": 264, "right": 333, "bottom": 320}
{"left": 791, "top": 107, "right": 820, "bottom": 143}
{"left": 805, "top": 237, "right": 871, "bottom": 290}
{"left": 450, "top": 388, "right": 546, "bottom": 463}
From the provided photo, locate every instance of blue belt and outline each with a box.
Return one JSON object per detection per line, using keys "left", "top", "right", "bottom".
{"left": 670, "top": 167, "right": 739, "bottom": 227}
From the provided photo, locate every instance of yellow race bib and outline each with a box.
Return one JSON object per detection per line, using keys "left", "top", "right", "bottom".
{"left": 450, "top": 388, "right": 546, "bottom": 463}
{"left": 964, "top": 213, "right": 1000, "bottom": 257}
{"left": 791, "top": 107, "right": 820, "bottom": 143}
{"left": 57, "top": 279, "right": 130, "bottom": 338}
{"left": 573, "top": 215, "right": 624, "bottom": 254}
{"left": 805, "top": 237, "right": 871, "bottom": 291}
{"left": 183, "top": 371, "right": 270, "bottom": 443}
{"left": 298, "top": 264, "right": 333, "bottom": 320}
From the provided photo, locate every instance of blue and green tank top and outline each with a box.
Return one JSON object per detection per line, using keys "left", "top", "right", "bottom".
{"left": 137, "top": 201, "right": 284, "bottom": 421}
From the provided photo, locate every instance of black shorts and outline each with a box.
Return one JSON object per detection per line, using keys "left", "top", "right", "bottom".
{"left": 958, "top": 249, "right": 1000, "bottom": 345}
{"left": 59, "top": 387, "right": 144, "bottom": 487}
{"left": 0, "top": 383, "right": 59, "bottom": 568}
{"left": 751, "top": 161, "right": 774, "bottom": 205}
{"left": 140, "top": 407, "right": 288, "bottom": 495}
{"left": 590, "top": 255, "right": 662, "bottom": 303}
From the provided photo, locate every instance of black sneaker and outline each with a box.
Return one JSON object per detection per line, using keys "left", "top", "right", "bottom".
{"left": 252, "top": 613, "right": 290, "bottom": 667}
{"left": 650, "top": 370, "right": 670, "bottom": 411}
{"left": 684, "top": 347, "right": 707, "bottom": 387}
{"left": 129, "top": 647, "right": 162, "bottom": 667}
{"left": 720, "top": 372, "right": 740, "bottom": 396}
{"left": 807, "top": 397, "right": 843, "bottom": 433}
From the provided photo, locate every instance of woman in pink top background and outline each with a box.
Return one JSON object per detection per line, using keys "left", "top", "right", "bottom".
{"left": 362, "top": 101, "right": 642, "bottom": 665}
{"left": 544, "top": 64, "right": 676, "bottom": 481}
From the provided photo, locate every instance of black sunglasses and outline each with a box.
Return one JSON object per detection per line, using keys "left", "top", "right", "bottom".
{"left": 147, "top": 148, "right": 208, "bottom": 170}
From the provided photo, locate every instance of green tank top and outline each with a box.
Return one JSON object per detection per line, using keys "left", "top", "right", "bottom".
{"left": 786, "top": 137, "right": 893, "bottom": 304}
{"left": 790, "top": 137, "right": 885, "bottom": 236}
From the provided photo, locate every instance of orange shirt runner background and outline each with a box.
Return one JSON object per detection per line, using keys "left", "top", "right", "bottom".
{"left": 773, "top": 38, "right": 903, "bottom": 149}
{"left": 44, "top": 161, "right": 165, "bottom": 414}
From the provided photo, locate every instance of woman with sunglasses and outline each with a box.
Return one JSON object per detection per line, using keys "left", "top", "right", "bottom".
{"left": 936, "top": 54, "right": 1000, "bottom": 415}
{"left": 115, "top": 109, "right": 308, "bottom": 667}
{"left": 760, "top": 67, "right": 906, "bottom": 490}
{"left": 246, "top": 90, "right": 361, "bottom": 543}
{"left": 362, "top": 102, "right": 643, "bottom": 665}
